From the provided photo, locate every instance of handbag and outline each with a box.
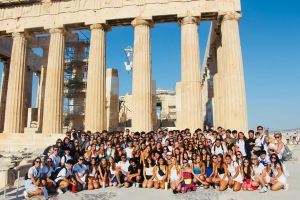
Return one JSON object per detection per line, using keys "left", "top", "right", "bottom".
{"left": 158, "top": 165, "right": 165, "bottom": 176}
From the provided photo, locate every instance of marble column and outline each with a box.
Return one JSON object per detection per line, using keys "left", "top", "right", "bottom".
{"left": 0, "top": 59, "right": 10, "bottom": 132}
{"left": 151, "top": 80, "right": 157, "bottom": 131}
{"left": 131, "top": 18, "right": 153, "bottom": 132}
{"left": 213, "top": 40, "right": 224, "bottom": 128}
{"left": 179, "top": 16, "right": 203, "bottom": 131}
{"left": 106, "top": 68, "right": 119, "bottom": 131}
{"left": 3, "top": 33, "right": 29, "bottom": 133}
{"left": 85, "top": 24, "right": 110, "bottom": 132}
{"left": 24, "top": 69, "right": 33, "bottom": 127}
{"left": 37, "top": 48, "right": 48, "bottom": 132}
{"left": 221, "top": 12, "right": 248, "bottom": 132}
{"left": 175, "top": 82, "right": 182, "bottom": 130}
{"left": 42, "top": 28, "right": 66, "bottom": 133}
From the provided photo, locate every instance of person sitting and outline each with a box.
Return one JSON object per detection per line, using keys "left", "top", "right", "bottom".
{"left": 87, "top": 157, "right": 99, "bottom": 190}
{"left": 241, "top": 158, "right": 257, "bottom": 191}
{"left": 153, "top": 156, "right": 168, "bottom": 189}
{"left": 49, "top": 145, "right": 61, "bottom": 170}
{"left": 61, "top": 147, "right": 73, "bottom": 167}
{"left": 24, "top": 157, "right": 47, "bottom": 199}
{"left": 211, "top": 139, "right": 228, "bottom": 157}
{"left": 168, "top": 157, "right": 182, "bottom": 193}
{"left": 73, "top": 156, "right": 88, "bottom": 191}
{"left": 124, "top": 158, "right": 142, "bottom": 188}
{"left": 270, "top": 154, "right": 288, "bottom": 191}
{"left": 142, "top": 157, "right": 155, "bottom": 188}
{"left": 54, "top": 160, "right": 76, "bottom": 194}
{"left": 42, "top": 157, "right": 56, "bottom": 193}
{"left": 116, "top": 154, "right": 130, "bottom": 188}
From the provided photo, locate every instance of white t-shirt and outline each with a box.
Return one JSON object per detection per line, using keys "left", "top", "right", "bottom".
{"left": 42, "top": 166, "right": 54, "bottom": 178}
{"left": 125, "top": 148, "right": 133, "bottom": 159}
{"left": 236, "top": 140, "right": 247, "bottom": 156}
{"left": 227, "top": 161, "right": 239, "bottom": 177}
{"left": 117, "top": 161, "right": 130, "bottom": 173}
{"left": 54, "top": 168, "right": 73, "bottom": 182}
{"left": 49, "top": 154, "right": 61, "bottom": 169}
{"left": 253, "top": 163, "right": 265, "bottom": 175}
{"left": 211, "top": 144, "right": 228, "bottom": 155}
{"left": 73, "top": 163, "right": 88, "bottom": 178}
{"left": 28, "top": 166, "right": 42, "bottom": 180}
{"left": 61, "top": 155, "right": 73, "bottom": 167}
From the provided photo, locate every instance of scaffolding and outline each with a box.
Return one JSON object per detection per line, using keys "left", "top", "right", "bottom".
{"left": 63, "top": 36, "right": 90, "bottom": 131}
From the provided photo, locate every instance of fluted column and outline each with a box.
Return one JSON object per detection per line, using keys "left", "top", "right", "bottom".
{"left": 37, "top": 48, "right": 48, "bottom": 132}
{"left": 213, "top": 39, "right": 224, "bottom": 128}
{"left": 85, "top": 24, "right": 110, "bottom": 132}
{"left": 179, "top": 16, "right": 203, "bottom": 131}
{"left": 24, "top": 69, "right": 33, "bottom": 127}
{"left": 176, "top": 82, "right": 182, "bottom": 130}
{"left": 4, "top": 33, "right": 29, "bottom": 133}
{"left": 131, "top": 18, "right": 153, "bottom": 132}
{"left": 221, "top": 12, "right": 248, "bottom": 132}
{"left": 0, "top": 59, "right": 10, "bottom": 132}
{"left": 42, "top": 28, "right": 66, "bottom": 133}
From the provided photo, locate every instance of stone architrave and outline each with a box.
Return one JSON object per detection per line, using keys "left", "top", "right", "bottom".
{"left": 85, "top": 24, "right": 110, "bottom": 133}
{"left": 3, "top": 32, "right": 29, "bottom": 133}
{"left": 0, "top": 59, "right": 10, "bottom": 132}
{"left": 221, "top": 12, "right": 248, "bottom": 132}
{"left": 179, "top": 16, "right": 203, "bottom": 131}
{"left": 37, "top": 48, "right": 48, "bottom": 132}
{"left": 131, "top": 18, "right": 153, "bottom": 132}
{"left": 42, "top": 28, "right": 66, "bottom": 133}
{"left": 176, "top": 82, "right": 182, "bottom": 130}
{"left": 106, "top": 68, "right": 119, "bottom": 131}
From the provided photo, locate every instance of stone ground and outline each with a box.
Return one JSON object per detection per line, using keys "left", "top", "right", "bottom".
{"left": 1, "top": 146, "right": 300, "bottom": 200}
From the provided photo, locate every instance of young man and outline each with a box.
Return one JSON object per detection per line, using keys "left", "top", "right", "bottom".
{"left": 116, "top": 154, "right": 130, "bottom": 188}
{"left": 124, "top": 158, "right": 142, "bottom": 188}
{"left": 54, "top": 160, "right": 76, "bottom": 194}
{"left": 49, "top": 145, "right": 61, "bottom": 170}
{"left": 258, "top": 150, "right": 271, "bottom": 176}
{"left": 60, "top": 147, "right": 73, "bottom": 167}
{"left": 211, "top": 139, "right": 228, "bottom": 156}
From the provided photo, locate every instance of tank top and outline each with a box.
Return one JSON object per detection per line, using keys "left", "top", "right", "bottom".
{"left": 217, "top": 165, "right": 225, "bottom": 175}
{"left": 243, "top": 168, "right": 251, "bottom": 179}
{"left": 109, "top": 166, "right": 116, "bottom": 175}
{"left": 193, "top": 166, "right": 201, "bottom": 175}
{"left": 89, "top": 166, "right": 96, "bottom": 176}
{"left": 145, "top": 166, "right": 154, "bottom": 176}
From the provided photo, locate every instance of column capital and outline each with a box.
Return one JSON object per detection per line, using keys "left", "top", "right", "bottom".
{"left": 222, "top": 12, "right": 242, "bottom": 23}
{"left": 12, "top": 30, "right": 35, "bottom": 39}
{"left": 90, "top": 23, "right": 111, "bottom": 32}
{"left": 131, "top": 18, "right": 154, "bottom": 28}
{"left": 178, "top": 16, "right": 200, "bottom": 26}
{"left": 48, "top": 28, "right": 71, "bottom": 36}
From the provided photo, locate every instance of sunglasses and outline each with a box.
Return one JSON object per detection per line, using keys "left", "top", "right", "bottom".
{"left": 57, "top": 142, "right": 62, "bottom": 143}
{"left": 47, "top": 160, "right": 52, "bottom": 163}
{"left": 243, "top": 162, "right": 249, "bottom": 164}
{"left": 54, "top": 149, "right": 58, "bottom": 151}
{"left": 236, "top": 154, "right": 241, "bottom": 156}
{"left": 251, "top": 158, "right": 257, "bottom": 160}
{"left": 122, "top": 157, "right": 126, "bottom": 159}
{"left": 35, "top": 161, "right": 41, "bottom": 163}
{"left": 271, "top": 157, "right": 277, "bottom": 159}
{"left": 275, "top": 136, "right": 280, "bottom": 139}
{"left": 212, "top": 158, "right": 217, "bottom": 159}
{"left": 183, "top": 162, "right": 188, "bottom": 164}
{"left": 79, "top": 158, "right": 84, "bottom": 161}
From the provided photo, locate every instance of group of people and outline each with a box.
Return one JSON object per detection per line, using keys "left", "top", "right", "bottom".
{"left": 23, "top": 126, "right": 290, "bottom": 199}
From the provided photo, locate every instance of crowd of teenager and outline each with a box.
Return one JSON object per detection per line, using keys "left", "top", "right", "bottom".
{"left": 23, "top": 126, "right": 290, "bottom": 199}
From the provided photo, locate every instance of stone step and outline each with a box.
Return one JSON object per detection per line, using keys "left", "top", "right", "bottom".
{"left": 0, "top": 133, "right": 65, "bottom": 140}
{"left": 24, "top": 127, "right": 39, "bottom": 133}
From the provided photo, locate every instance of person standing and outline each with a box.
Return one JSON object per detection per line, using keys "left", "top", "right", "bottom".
{"left": 245, "top": 130, "right": 255, "bottom": 160}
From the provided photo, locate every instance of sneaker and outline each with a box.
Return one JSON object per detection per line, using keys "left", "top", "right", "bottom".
{"left": 258, "top": 185, "right": 262, "bottom": 190}
{"left": 199, "top": 184, "right": 204, "bottom": 189}
{"left": 259, "top": 187, "right": 267, "bottom": 193}
{"left": 135, "top": 183, "right": 140, "bottom": 188}
{"left": 173, "top": 190, "right": 179, "bottom": 194}
{"left": 56, "top": 188, "right": 64, "bottom": 194}
{"left": 266, "top": 185, "right": 271, "bottom": 190}
{"left": 284, "top": 183, "right": 289, "bottom": 191}
{"left": 23, "top": 191, "right": 29, "bottom": 199}
{"left": 132, "top": 182, "right": 136, "bottom": 187}
{"left": 117, "top": 183, "right": 124, "bottom": 188}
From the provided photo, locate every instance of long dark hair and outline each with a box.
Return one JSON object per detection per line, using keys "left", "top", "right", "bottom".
{"left": 217, "top": 153, "right": 224, "bottom": 167}
{"left": 145, "top": 157, "right": 155, "bottom": 168}
{"left": 89, "top": 157, "right": 97, "bottom": 173}
{"left": 270, "top": 154, "right": 282, "bottom": 168}
{"left": 242, "top": 158, "right": 252, "bottom": 177}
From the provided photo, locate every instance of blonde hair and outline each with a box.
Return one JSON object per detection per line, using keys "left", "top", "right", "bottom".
{"left": 169, "top": 157, "right": 180, "bottom": 174}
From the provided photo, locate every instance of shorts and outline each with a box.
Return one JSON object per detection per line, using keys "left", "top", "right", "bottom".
{"left": 206, "top": 167, "right": 213, "bottom": 177}
{"left": 146, "top": 175, "right": 152, "bottom": 180}
{"left": 25, "top": 180, "right": 38, "bottom": 192}
{"left": 55, "top": 179, "right": 63, "bottom": 187}
{"left": 219, "top": 173, "right": 228, "bottom": 181}
{"left": 110, "top": 174, "right": 118, "bottom": 183}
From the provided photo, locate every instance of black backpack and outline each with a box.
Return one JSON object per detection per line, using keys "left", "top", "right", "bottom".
{"left": 213, "top": 143, "right": 224, "bottom": 154}
{"left": 52, "top": 167, "right": 67, "bottom": 180}
{"left": 43, "top": 145, "right": 52, "bottom": 155}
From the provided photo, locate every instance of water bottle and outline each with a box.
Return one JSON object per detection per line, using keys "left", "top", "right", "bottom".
{"left": 102, "top": 180, "right": 105, "bottom": 188}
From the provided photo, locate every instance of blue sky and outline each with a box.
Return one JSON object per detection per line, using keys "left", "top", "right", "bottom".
{"left": 0, "top": 0, "right": 299, "bottom": 131}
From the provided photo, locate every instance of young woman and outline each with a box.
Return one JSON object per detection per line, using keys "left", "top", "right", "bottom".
{"left": 98, "top": 143, "right": 106, "bottom": 160}
{"left": 73, "top": 156, "right": 88, "bottom": 191}
{"left": 226, "top": 137, "right": 236, "bottom": 155}
{"left": 225, "top": 155, "right": 243, "bottom": 191}
{"left": 235, "top": 151, "right": 244, "bottom": 167}
{"left": 132, "top": 145, "right": 141, "bottom": 164}
{"left": 190, "top": 155, "right": 206, "bottom": 187}
{"left": 71, "top": 139, "right": 81, "bottom": 160}
{"left": 269, "top": 133, "right": 284, "bottom": 162}
{"left": 168, "top": 157, "right": 182, "bottom": 191}
{"left": 204, "top": 155, "right": 214, "bottom": 185}
{"left": 98, "top": 157, "right": 108, "bottom": 188}
{"left": 105, "top": 141, "right": 115, "bottom": 159}
{"left": 141, "top": 145, "right": 152, "bottom": 165}
{"left": 178, "top": 159, "right": 207, "bottom": 193}
{"left": 270, "top": 154, "right": 287, "bottom": 191}
{"left": 235, "top": 132, "right": 247, "bottom": 158}
{"left": 86, "top": 143, "right": 98, "bottom": 162}
{"left": 153, "top": 157, "right": 168, "bottom": 189}
{"left": 108, "top": 156, "right": 118, "bottom": 187}
{"left": 174, "top": 148, "right": 182, "bottom": 165}
{"left": 24, "top": 157, "right": 46, "bottom": 199}
{"left": 42, "top": 157, "right": 56, "bottom": 193}
{"left": 251, "top": 155, "right": 270, "bottom": 193}
{"left": 142, "top": 157, "right": 155, "bottom": 188}
{"left": 87, "top": 157, "right": 99, "bottom": 190}
{"left": 241, "top": 158, "right": 256, "bottom": 191}
{"left": 212, "top": 154, "right": 229, "bottom": 191}
{"left": 200, "top": 148, "right": 209, "bottom": 162}
{"left": 162, "top": 146, "right": 170, "bottom": 161}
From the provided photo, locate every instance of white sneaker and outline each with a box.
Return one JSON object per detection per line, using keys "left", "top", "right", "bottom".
{"left": 56, "top": 188, "right": 64, "bottom": 194}
{"left": 23, "top": 191, "right": 29, "bottom": 199}
{"left": 284, "top": 183, "right": 289, "bottom": 191}
{"left": 259, "top": 187, "right": 267, "bottom": 193}
{"left": 135, "top": 183, "right": 140, "bottom": 188}
{"left": 132, "top": 182, "right": 136, "bottom": 187}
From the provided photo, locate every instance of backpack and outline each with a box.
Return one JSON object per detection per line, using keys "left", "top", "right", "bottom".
{"left": 52, "top": 167, "right": 67, "bottom": 180}
{"left": 282, "top": 145, "right": 292, "bottom": 161}
{"left": 43, "top": 145, "right": 52, "bottom": 155}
